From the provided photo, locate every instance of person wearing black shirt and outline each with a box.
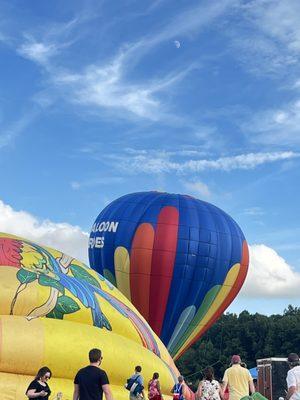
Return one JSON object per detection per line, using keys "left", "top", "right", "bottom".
{"left": 73, "top": 348, "right": 114, "bottom": 400}
{"left": 26, "top": 366, "right": 52, "bottom": 400}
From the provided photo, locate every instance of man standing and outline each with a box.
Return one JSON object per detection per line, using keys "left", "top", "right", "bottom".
{"left": 128, "top": 366, "right": 145, "bottom": 400}
{"left": 73, "top": 348, "right": 114, "bottom": 400}
{"left": 222, "top": 355, "right": 255, "bottom": 400}
{"left": 286, "top": 353, "right": 300, "bottom": 400}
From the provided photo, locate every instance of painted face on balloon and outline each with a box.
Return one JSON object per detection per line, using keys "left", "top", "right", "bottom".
{"left": 89, "top": 192, "right": 249, "bottom": 359}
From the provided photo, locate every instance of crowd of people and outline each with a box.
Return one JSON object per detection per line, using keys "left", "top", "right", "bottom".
{"left": 25, "top": 350, "right": 300, "bottom": 400}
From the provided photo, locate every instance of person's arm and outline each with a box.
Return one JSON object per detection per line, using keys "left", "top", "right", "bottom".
{"left": 27, "top": 389, "right": 47, "bottom": 398}
{"left": 196, "top": 381, "right": 203, "bottom": 399}
{"left": 222, "top": 370, "right": 228, "bottom": 394}
{"left": 287, "top": 370, "right": 297, "bottom": 400}
{"left": 218, "top": 381, "right": 224, "bottom": 399}
{"left": 73, "top": 384, "right": 80, "bottom": 400}
{"left": 102, "top": 384, "right": 114, "bottom": 400}
{"left": 138, "top": 376, "right": 145, "bottom": 398}
{"left": 183, "top": 383, "right": 189, "bottom": 399}
{"left": 286, "top": 386, "right": 296, "bottom": 400}
{"left": 26, "top": 381, "right": 47, "bottom": 399}
{"left": 157, "top": 380, "right": 162, "bottom": 395}
{"left": 286, "top": 370, "right": 296, "bottom": 400}
{"left": 249, "top": 380, "right": 255, "bottom": 395}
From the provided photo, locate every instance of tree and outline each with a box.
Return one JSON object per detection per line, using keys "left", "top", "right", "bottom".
{"left": 176, "top": 306, "right": 300, "bottom": 387}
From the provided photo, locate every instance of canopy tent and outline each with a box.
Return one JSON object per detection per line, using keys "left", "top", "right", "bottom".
{"left": 249, "top": 367, "right": 258, "bottom": 379}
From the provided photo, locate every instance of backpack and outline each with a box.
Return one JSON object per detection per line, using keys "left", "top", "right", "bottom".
{"left": 125, "top": 375, "right": 144, "bottom": 396}
{"left": 125, "top": 375, "right": 139, "bottom": 391}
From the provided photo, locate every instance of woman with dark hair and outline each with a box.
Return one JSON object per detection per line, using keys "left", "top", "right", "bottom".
{"left": 26, "top": 367, "right": 52, "bottom": 399}
{"left": 196, "top": 367, "right": 222, "bottom": 400}
{"left": 148, "top": 372, "right": 162, "bottom": 400}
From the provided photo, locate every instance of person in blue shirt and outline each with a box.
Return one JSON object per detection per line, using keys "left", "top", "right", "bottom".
{"left": 128, "top": 366, "right": 145, "bottom": 400}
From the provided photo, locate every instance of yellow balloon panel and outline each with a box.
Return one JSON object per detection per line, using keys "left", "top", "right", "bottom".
{"left": 0, "top": 233, "right": 180, "bottom": 400}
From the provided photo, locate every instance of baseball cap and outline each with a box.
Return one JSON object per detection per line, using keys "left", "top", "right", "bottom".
{"left": 288, "top": 353, "right": 299, "bottom": 363}
{"left": 231, "top": 355, "right": 241, "bottom": 364}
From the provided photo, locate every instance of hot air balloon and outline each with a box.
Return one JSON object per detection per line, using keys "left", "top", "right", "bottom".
{"left": 0, "top": 232, "right": 188, "bottom": 400}
{"left": 89, "top": 192, "right": 249, "bottom": 360}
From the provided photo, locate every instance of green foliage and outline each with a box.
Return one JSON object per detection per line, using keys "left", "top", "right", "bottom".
{"left": 46, "top": 309, "right": 64, "bottom": 319}
{"left": 46, "top": 295, "right": 80, "bottom": 320}
{"left": 70, "top": 264, "right": 101, "bottom": 288}
{"left": 176, "top": 306, "right": 300, "bottom": 387}
{"left": 38, "top": 274, "right": 64, "bottom": 293}
{"left": 55, "top": 295, "right": 80, "bottom": 314}
{"left": 17, "top": 269, "right": 37, "bottom": 284}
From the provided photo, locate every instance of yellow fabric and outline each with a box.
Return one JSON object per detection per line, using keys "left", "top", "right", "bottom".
{"left": 114, "top": 246, "right": 131, "bottom": 301}
{"left": 223, "top": 365, "right": 252, "bottom": 400}
{"left": 0, "top": 232, "right": 182, "bottom": 400}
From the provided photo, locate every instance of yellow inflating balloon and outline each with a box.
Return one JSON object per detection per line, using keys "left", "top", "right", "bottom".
{"left": 0, "top": 233, "right": 185, "bottom": 400}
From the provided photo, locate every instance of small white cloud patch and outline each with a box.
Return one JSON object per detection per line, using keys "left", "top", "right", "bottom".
{"left": 241, "top": 244, "right": 300, "bottom": 298}
{"left": 0, "top": 199, "right": 89, "bottom": 263}
{"left": 183, "top": 180, "right": 211, "bottom": 198}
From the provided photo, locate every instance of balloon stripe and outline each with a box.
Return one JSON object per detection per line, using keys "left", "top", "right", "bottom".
{"left": 130, "top": 223, "right": 155, "bottom": 321}
{"left": 149, "top": 206, "right": 179, "bottom": 336}
{"left": 169, "top": 285, "right": 221, "bottom": 354}
{"left": 174, "top": 263, "right": 242, "bottom": 359}
{"left": 167, "top": 305, "right": 196, "bottom": 352}
{"left": 114, "top": 247, "right": 131, "bottom": 301}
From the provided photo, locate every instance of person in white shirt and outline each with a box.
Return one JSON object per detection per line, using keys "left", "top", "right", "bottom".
{"left": 286, "top": 353, "right": 300, "bottom": 400}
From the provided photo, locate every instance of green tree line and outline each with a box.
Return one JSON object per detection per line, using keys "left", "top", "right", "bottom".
{"left": 176, "top": 305, "right": 300, "bottom": 389}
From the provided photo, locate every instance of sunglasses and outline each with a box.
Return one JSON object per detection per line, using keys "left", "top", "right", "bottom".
{"left": 44, "top": 375, "right": 51, "bottom": 380}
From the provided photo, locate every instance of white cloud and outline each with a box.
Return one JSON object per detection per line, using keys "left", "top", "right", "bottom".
{"left": 53, "top": 57, "right": 193, "bottom": 121}
{"left": 14, "top": 21, "right": 189, "bottom": 122}
{"left": 182, "top": 181, "right": 211, "bottom": 198}
{"left": 18, "top": 38, "right": 58, "bottom": 65}
{"left": 243, "top": 207, "right": 264, "bottom": 216}
{"left": 13, "top": 1, "right": 234, "bottom": 123}
{"left": 0, "top": 200, "right": 88, "bottom": 263}
{"left": 115, "top": 151, "right": 299, "bottom": 174}
{"left": 233, "top": 7, "right": 300, "bottom": 146}
{"left": 0, "top": 110, "right": 40, "bottom": 150}
{"left": 245, "top": 99, "right": 300, "bottom": 145}
{"left": 146, "top": 0, "right": 235, "bottom": 47}
{"left": 16, "top": 18, "right": 80, "bottom": 66}
{"left": 70, "top": 176, "right": 124, "bottom": 190}
{"left": 230, "top": 0, "right": 300, "bottom": 74}
{"left": 294, "top": 79, "right": 300, "bottom": 89}
{"left": 241, "top": 244, "right": 300, "bottom": 298}
{"left": 1, "top": 200, "right": 298, "bottom": 300}
{"left": 247, "top": 0, "right": 300, "bottom": 54}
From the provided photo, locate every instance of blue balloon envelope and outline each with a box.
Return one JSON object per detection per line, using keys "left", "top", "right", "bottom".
{"left": 89, "top": 191, "right": 249, "bottom": 359}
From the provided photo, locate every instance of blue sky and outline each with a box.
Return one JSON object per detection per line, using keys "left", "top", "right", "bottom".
{"left": 0, "top": 0, "right": 300, "bottom": 315}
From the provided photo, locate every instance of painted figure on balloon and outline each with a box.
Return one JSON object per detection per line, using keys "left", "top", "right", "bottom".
{"left": 0, "top": 236, "right": 160, "bottom": 356}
